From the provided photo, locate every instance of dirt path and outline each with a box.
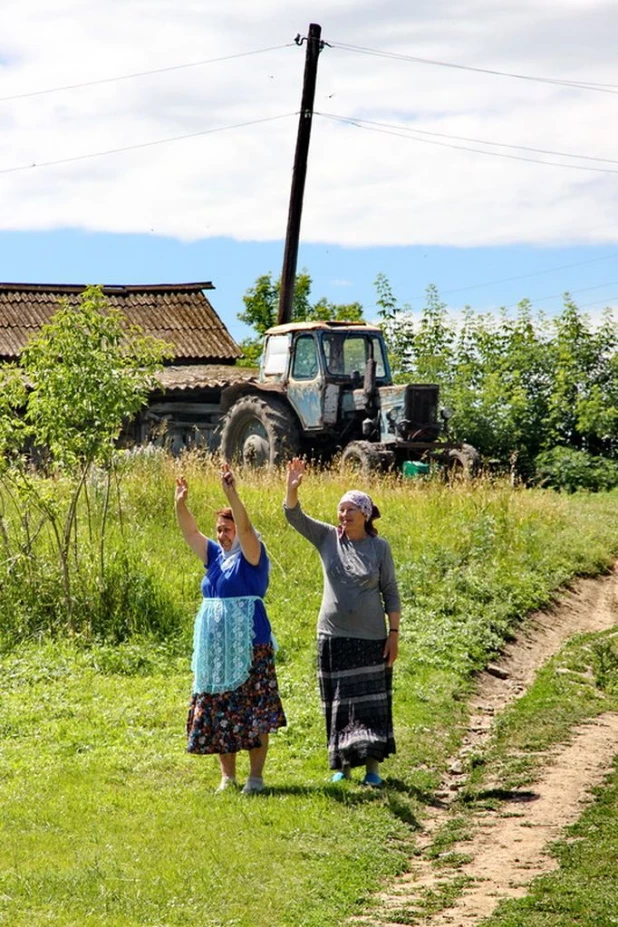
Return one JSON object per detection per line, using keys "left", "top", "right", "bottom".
{"left": 356, "top": 564, "right": 618, "bottom": 927}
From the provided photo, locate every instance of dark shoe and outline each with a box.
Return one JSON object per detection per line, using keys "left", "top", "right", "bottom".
{"left": 361, "top": 772, "right": 383, "bottom": 788}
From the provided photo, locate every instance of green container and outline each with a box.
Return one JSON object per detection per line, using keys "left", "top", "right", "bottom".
{"left": 402, "top": 460, "right": 430, "bottom": 478}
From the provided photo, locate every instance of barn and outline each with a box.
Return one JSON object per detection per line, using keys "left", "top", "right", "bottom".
{"left": 0, "top": 281, "right": 257, "bottom": 452}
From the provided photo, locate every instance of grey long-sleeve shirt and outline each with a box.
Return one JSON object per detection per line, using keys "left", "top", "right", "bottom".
{"left": 284, "top": 502, "right": 401, "bottom": 640}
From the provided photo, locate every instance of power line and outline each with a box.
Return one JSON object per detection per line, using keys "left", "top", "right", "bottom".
{"left": 318, "top": 112, "right": 618, "bottom": 175}
{"left": 321, "top": 114, "right": 618, "bottom": 166}
{"left": 579, "top": 295, "right": 618, "bottom": 310}
{"left": 406, "top": 255, "right": 618, "bottom": 301}
{"left": 0, "top": 113, "right": 295, "bottom": 175}
{"left": 0, "top": 44, "right": 293, "bottom": 103}
{"left": 330, "top": 41, "right": 618, "bottom": 95}
{"left": 500, "top": 279, "right": 618, "bottom": 309}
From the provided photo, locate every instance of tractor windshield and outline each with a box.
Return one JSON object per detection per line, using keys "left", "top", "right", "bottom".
{"left": 321, "top": 333, "right": 388, "bottom": 380}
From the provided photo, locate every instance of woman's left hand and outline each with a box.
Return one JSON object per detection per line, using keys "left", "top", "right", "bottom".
{"left": 383, "top": 633, "right": 399, "bottom": 667}
{"left": 221, "top": 462, "right": 236, "bottom": 496}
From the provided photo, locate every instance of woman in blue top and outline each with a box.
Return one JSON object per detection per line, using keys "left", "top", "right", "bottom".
{"left": 175, "top": 463, "right": 286, "bottom": 794}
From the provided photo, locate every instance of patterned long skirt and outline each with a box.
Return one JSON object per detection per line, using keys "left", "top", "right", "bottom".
{"left": 186, "top": 643, "right": 287, "bottom": 755}
{"left": 318, "top": 635, "right": 395, "bottom": 770}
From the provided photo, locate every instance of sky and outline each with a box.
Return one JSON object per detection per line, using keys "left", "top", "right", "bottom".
{"left": 1, "top": 0, "right": 617, "bottom": 344}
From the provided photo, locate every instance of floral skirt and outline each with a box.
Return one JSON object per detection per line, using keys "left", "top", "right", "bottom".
{"left": 186, "top": 643, "right": 287, "bottom": 755}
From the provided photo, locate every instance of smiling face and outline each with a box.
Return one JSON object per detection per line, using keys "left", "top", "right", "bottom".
{"left": 215, "top": 516, "right": 236, "bottom": 551}
{"left": 337, "top": 502, "right": 367, "bottom": 538}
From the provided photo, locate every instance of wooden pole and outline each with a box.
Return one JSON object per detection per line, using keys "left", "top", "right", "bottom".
{"left": 277, "top": 23, "right": 322, "bottom": 326}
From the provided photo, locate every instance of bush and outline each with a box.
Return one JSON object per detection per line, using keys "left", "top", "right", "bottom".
{"left": 534, "top": 447, "right": 618, "bottom": 493}
{"left": 0, "top": 544, "right": 185, "bottom": 649}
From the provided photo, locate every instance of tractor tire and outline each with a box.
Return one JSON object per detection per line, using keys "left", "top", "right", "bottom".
{"left": 446, "top": 443, "right": 480, "bottom": 477}
{"left": 219, "top": 395, "right": 300, "bottom": 468}
{"left": 340, "top": 441, "right": 383, "bottom": 476}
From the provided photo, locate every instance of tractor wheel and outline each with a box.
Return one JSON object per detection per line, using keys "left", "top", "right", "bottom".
{"left": 219, "top": 395, "right": 300, "bottom": 468}
{"left": 340, "top": 441, "right": 383, "bottom": 476}
{"left": 446, "top": 443, "right": 480, "bottom": 478}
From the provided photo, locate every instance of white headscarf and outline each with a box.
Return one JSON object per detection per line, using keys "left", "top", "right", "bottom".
{"left": 220, "top": 534, "right": 242, "bottom": 564}
{"left": 219, "top": 530, "right": 270, "bottom": 575}
{"left": 339, "top": 490, "right": 374, "bottom": 521}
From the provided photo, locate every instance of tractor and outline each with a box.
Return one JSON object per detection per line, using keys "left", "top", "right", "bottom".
{"left": 218, "top": 320, "right": 478, "bottom": 475}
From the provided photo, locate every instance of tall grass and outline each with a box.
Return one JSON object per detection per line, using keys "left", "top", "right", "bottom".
{"left": 2, "top": 451, "right": 617, "bottom": 659}
{"left": 1, "top": 456, "right": 618, "bottom": 925}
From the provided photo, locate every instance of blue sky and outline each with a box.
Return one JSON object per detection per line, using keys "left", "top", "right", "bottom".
{"left": 0, "top": 230, "right": 615, "bottom": 344}
{"left": 1, "top": 0, "right": 616, "bottom": 345}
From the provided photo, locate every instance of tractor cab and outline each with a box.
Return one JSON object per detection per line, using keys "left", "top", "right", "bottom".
{"left": 260, "top": 321, "right": 390, "bottom": 431}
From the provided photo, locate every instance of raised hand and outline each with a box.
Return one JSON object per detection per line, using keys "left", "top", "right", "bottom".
{"left": 286, "top": 457, "right": 306, "bottom": 491}
{"left": 175, "top": 476, "right": 189, "bottom": 505}
{"left": 221, "top": 462, "right": 237, "bottom": 497}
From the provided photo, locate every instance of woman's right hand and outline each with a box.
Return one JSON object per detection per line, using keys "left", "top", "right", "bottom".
{"left": 286, "top": 457, "right": 306, "bottom": 490}
{"left": 175, "top": 476, "right": 188, "bottom": 505}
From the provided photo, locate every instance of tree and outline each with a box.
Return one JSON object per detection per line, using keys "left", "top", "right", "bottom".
{"left": 0, "top": 285, "right": 171, "bottom": 630}
{"left": 374, "top": 273, "right": 416, "bottom": 378}
{"left": 238, "top": 270, "right": 365, "bottom": 364}
{"left": 375, "top": 274, "right": 617, "bottom": 477}
{"left": 414, "top": 285, "right": 455, "bottom": 385}
{"left": 0, "top": 365, "right": 28, "bottom": 465}
{"left": 446, "top": 302, "right": 553, "bottom": 471}
{"left": 22, "top": 286, "right": 170, "bottom": 469}
{"left": 546, "top": 298, "right": 618, "bottom": 455}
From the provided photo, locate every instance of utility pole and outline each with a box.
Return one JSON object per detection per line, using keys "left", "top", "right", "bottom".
{"left": 277, "top": 22, "right": 323, "bottom": 326}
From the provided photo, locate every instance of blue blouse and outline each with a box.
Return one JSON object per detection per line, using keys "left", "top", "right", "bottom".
{"left": 201, "top": 539, "right": 272, "bottom": 645}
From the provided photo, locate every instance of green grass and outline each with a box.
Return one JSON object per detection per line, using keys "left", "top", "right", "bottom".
{"left": 0, "top": 643, "right": 412, "bottom": 927}
{"left": 1, "top": 458, "right": 618, "bottom": 926}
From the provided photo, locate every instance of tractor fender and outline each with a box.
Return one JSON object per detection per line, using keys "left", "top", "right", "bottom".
{"left": 220, "top": 380, "right": 288, "bottom": 414}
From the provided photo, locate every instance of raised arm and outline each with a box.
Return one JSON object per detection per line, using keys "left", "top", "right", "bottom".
{"left": 285, "top": 457, "right": 305, "bottom": 508}
{"left": 220, "top": 464, "right": 261, "bottom": 566}
{"left": 284, "top": 458, "right": 333, "bottom": 547}
{"left": 175, "top": 477, "right": 208, "bottom": 563}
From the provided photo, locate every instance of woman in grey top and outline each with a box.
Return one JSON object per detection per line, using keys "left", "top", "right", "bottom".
{"left": 284, "top": 457, "right": 401, "bottom": 787}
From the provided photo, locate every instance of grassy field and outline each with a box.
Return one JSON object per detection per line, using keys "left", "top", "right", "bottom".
{"left": 1, "top": 456, "right": 618, "bottom": 927}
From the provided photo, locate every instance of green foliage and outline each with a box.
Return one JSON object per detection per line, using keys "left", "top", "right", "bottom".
{"left": 591, "top": 639, "right": 618, "bottom": 694}
{"left": 535, "top": 447, "right": 618, "bottom": 493}
{"left": 235, "top": 337, "right": 263, "bottom": 367}
{"left": 375, "top": 276, "right": 618, "bottom": 477}
{"left": 374, "top": 272, "right": 416, "bottom": 379}
{"left": 21, "top": 285, "right": 171, "bottom": 470}
{"left": 0, "top": 286, "right": 172, "bottom": 636}
{"left": 0, "top": 364, "right": 28, "bottom": 464}
{"left": 239, "top": 269, "right": 364, "bottom": 346}
{"left": 238, "top": 272, "right": 280, "bottom": 335}
{"left": 0, "top": 532, "right": 183, "bottom": 647}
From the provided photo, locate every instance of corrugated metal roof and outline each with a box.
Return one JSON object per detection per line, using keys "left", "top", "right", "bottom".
{"left": 155, "top": 364, "right": 258, "bottom": 391}
{"left": 0, "top": 282, "right": 241, "bottom": 362}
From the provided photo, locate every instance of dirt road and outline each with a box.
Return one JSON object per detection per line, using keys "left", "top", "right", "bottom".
{"left": 356, "top": 564, "right": 618, "bottom": 927}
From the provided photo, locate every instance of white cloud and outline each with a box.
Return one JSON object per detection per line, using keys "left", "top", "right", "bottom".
{"left": 1, "top": 0, "right": 617, "bottom": 247}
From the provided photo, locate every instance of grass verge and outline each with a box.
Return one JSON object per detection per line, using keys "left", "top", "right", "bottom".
{"left": 1, "top": 461, "right": 618, "bottom": 926}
